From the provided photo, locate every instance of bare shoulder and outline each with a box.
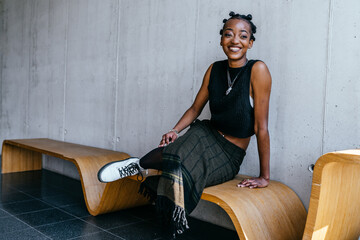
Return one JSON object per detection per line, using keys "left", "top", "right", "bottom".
{"left": 202, "top": 63, "right": 214, "bottom": 85}
{"left": 252, "top": 61, "right": 270, "bottom": 76}
{"left": 251, "top": 61, "right": 272, "bottom": 86}
{"left": 206, "top": 63, "right": 214, "bottom": 74}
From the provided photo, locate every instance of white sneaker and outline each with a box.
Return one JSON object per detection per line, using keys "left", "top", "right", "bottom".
{"left": 97, "top": 157, "right": 142, "bottom": 183}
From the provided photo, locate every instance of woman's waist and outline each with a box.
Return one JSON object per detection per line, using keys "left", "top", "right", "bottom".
{"left": 191, "top": 119, "right": 249, "bottom": 154}
{"left": 210, "top": 117, "right": 255, "bottom": 138}
{"left": 217, "top": 130, "right": 251, "bottom": 150}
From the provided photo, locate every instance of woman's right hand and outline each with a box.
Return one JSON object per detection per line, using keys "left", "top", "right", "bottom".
{"left": 159, "top": 131, "right": 178, "bottom": 147}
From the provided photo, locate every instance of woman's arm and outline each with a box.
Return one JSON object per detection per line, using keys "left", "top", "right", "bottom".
{"left": 159, "top": 64, "right": 213, "bottom": 147}
{"left": 238, "top": 61, "right": 272, "bottom": 188}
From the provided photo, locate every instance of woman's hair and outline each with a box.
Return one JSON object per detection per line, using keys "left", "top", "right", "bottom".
{"left": 220, "top": 11, "right": 257, "bottom": 41}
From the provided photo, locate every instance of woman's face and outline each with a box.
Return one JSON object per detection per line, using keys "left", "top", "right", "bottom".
{"left": 220, "top": 19, "right": 253, "bottom": 65}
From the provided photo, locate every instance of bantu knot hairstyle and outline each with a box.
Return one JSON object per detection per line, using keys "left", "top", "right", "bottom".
{"left": 220, "top": 11, "right": 257, "bottom": 41}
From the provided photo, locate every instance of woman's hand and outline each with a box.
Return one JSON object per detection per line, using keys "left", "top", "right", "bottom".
{"left": 237, "top": 177, "right": 269, "bottom": 188}
{"left": 158, "top": 131, "right": 178, "bottom": 147}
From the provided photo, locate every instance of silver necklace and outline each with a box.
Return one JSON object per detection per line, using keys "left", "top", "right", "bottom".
{"left": 226, "top": 60, "right": 248, "bottom": 95}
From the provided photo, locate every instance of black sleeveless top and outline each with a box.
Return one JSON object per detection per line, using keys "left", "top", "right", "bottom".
{"left": 208, "top": 59, "right": 259, "bottom": 138}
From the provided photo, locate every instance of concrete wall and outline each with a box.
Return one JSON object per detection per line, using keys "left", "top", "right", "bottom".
{"left": 1, "top": 0, "right": 360, "bottom": 229}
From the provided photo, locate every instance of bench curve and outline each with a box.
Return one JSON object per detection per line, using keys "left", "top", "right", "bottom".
{"left": 201, "top": 175, "right": 307, "bottom": 240}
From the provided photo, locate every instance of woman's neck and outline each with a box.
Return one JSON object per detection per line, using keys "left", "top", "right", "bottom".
{"left": 228, "top": 58, "right": 248, "bottom": 68}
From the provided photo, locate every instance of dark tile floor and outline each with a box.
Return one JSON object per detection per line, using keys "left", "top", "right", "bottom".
{"left": 0, "top": 158, "right": 238, "bottom": 240}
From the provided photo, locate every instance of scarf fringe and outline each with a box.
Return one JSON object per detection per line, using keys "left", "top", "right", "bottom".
{"left": 138, "top": 182, "right": 157, "bottom": 203}
{"left": 156, "top": 195, "right": 189, "bottom": 235}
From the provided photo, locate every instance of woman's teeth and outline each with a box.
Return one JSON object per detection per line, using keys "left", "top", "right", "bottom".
{"left": 229, "top": 47, "right": 241, "bottom": 52}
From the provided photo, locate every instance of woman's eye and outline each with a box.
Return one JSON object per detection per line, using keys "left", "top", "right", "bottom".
{"left": 224, "top": 33, "right": 233, "bottom": 37}
{"left": 241, "top": 35, "right": 248, "bottom": 39}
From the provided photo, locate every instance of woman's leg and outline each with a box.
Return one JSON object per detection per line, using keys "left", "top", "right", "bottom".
{"left": 139, "top": 147, "right": 164, "bottom": 170}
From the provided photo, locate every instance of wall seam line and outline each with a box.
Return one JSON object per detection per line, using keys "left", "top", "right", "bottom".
{"left": 322, "top": 0, "right": 334, "bottom": 155}
{"left": 62, "top": 0, "right": 70, "bottom": 141}
{"left": 113, "top": 0, "right": 121, "bottom": 150}
{"left": 0, "top": 0, "right": 4, "bottom": 127}
{"left": 191, "top": 0, "right": 200, "bottom": 102}
{"left": 26, "top": 1, "right": 35, "bottom": 137}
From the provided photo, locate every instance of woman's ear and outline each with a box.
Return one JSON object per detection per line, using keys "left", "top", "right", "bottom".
{"left": 248, "top": 39, "right": 254, "bottom": 49}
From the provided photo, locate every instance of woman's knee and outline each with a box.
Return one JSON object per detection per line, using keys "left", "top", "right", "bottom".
{"left": 139, "top": 147, "right": 164, "bottom": 170}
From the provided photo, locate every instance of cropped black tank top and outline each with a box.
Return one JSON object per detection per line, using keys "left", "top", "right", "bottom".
{"left": 208, "top": 59, "right": 259, "bottom": 138}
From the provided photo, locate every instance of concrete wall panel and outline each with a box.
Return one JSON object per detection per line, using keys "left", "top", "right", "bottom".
{"left": 27, "top": 0, "right": 67, "bottom": 139}
{"left": 251, "top": 1, "right": 329, "bottom": 208}
{"left": 115, "top": 0, "right": 198, "bottom": 156}
{"left": 255, "top": 0, "right": 329, "bottom": 208}
{"left": 323, "top": 0, "right": 360, "bottom": 152}
{"left": 64, "top": 0, "right": 118, "bottom": 148}
{"left": 1, "top": 1, "right": 32, "bottom": 139}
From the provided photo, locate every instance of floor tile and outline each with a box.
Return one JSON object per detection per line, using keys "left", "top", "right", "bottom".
{"left": 0, "top": 208, "right": 11, "bottom": 218}
{"left": 0, "top": 216, "right": 30, "bottom": 233}
{"left": 184, "top": 218, "right": 238, "bottom": 240}
{"left": 59, "top": 202, "right": 91, "bottom": 218}
{"left": 70, "top": 231, "right": 123, "bottom": 240}
{"left": 42, "top": 170, "right": 81, "bottom": 192}
{"left": 0, "top": 182, "right": 18, "bottom": 194}
{"left": 81, "top": 211, "right": 142, "bottom": 230}
{"left": 0, "top": 199, "right": 52, "bottom": 215}
{"left": 109, "top": 220, "right": 196, "bottom": 240}
{"left": 0, "top": 190, "right": 34, "bottom": 204}
{"left": 122, "top": 205, "right": 157, "bottom": 221}
{"left": 1, "top": 171, "right": 42, "bottom": 190}
{"left": 41, "top": 193, "right": 84, "bottom": 207}
{"left": 61, "top": 182, "right": 83, "bottom": 196}
{"left": 16, "top": 208, "right": 75, "bottom": 227}
{"left": 23, "top": 185, "right": 68, "bottom": 198}
{"left": 108, "top": 221, "right": 165, "bottom": 240}
{"left": 35, "top": 218, "right": 102, "bottom": 240}
{"left": 158, "top": 234, "right": 195, "bottom": 240}
{"left": 0, "top": 228, "right": 50, "bottom": 240}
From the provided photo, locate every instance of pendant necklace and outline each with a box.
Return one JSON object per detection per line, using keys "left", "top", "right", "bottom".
{"left": 226, "top": 59, "right": 248, "bottom": 95}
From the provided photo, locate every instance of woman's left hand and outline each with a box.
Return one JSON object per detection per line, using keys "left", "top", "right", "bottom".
{"left": 237, "top": 177, "right": 269, "bottom": 188}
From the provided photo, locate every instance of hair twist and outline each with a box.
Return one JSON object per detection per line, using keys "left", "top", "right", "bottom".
{"left": 220, "top": 11, "right": 257, "bottom": 41}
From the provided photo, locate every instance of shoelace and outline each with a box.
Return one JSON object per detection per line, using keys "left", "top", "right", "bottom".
{"left": 117, "top": 162, "right": 143, "bottom": 181}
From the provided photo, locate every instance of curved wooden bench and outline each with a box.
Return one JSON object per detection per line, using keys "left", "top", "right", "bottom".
{"left": 303, "top": 150, "right": 360, "bottom": 240}
{"left": 201, "top": 175, "right": 307, "bottom": 240}
{"left": 7, "top": 139, "right": 358, "bottom": 239}
{"left": 1, "top": 138, "right": 156, "bottom": 216}
{"left": 202, "top": 150, "right": 360, "bottom": 240}
{"left": 1, "top": 138, "right": 308, "bottom": 239}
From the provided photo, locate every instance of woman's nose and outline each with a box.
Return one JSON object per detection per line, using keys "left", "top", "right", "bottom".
{"left": 231, "top": 35, "right": 240, "bottom": 44}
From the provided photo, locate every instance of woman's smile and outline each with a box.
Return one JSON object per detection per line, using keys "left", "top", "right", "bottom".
{"left": 229, "top": 46, "right": 242, "bottom": 52}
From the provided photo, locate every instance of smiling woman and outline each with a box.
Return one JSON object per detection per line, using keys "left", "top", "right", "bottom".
{"left": 220, "top": 13, "right": 256, "bottom": 69}
{"left": 97, "top": 11, "right": 272, "bottom": 238}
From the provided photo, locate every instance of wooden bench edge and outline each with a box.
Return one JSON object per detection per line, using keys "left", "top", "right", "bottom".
{"left": 201, "top": 192, "right": 247, "bottom": 239}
